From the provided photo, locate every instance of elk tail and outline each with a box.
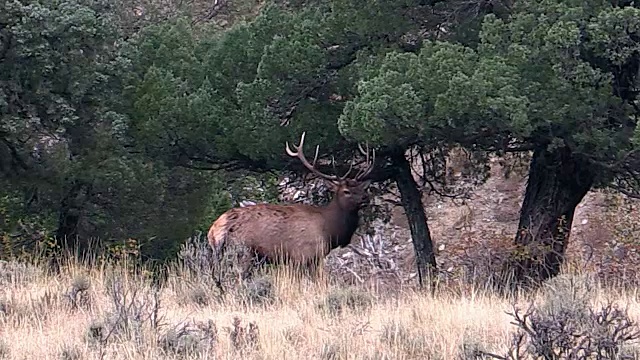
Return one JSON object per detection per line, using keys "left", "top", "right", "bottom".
{"left": 208, "top": 213, "right": 231, "bottom": 262}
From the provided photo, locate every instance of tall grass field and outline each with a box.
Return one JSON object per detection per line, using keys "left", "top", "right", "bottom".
{"left": 1, "top": 248, "right": 640, "bottom": 360}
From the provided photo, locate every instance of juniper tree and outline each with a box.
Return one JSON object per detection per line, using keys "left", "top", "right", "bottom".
{"left": 0, "top": 0, "right": 212, "bottom": 260}
{"left": 339, "top": 0, "right": 640, "bottom": 287}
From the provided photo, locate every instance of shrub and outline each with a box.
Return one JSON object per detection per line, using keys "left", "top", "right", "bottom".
{"left": 64, "top": 274, "right": 92, "bottom": 311}
{"left": 228, "top": 317, "right": 260, "bottom": 355}
{"left": 490, "top": 301, "right": 640, "bottom": 359}
{"left": 239, "top": 275, "right": 275, "bottom": 307}
{"left": 177, "top": 233, "right": 258, "bottom": 295}
{"left": 380, "top": 320, "right": 435, "bottom": 359}
{"left": 86, "top": 276, "right": 161, "bottom": 347}
{"left": 159, "top": 319, "right": 217, "bottom": 356}
{"left": 480, "top": 274, "right": 640, "bottom": 360}
{"left": 317, "top": 286, "right": 374, "bottom": 316}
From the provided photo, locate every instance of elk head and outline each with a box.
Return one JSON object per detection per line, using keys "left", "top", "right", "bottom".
{"left": 285, "top": 132, "right": 375, "bottom": 211}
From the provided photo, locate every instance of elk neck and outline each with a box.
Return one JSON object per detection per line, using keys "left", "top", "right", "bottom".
{"left": 322, "top": 198, "right": 360, "bottom": 249}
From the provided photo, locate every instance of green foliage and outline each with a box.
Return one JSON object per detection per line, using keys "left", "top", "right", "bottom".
{"left": 124, "top": 1, "right": 422, "bottom": 171}
{"left": 0, "top": 183, "right": 57, "bottom": 258}
{"left": 339, "top": 43, "right": 479, "bottom": 145}
{"left": 1, "top": 0, "right": 128, "bottom": 248}
{"left": 340, "top": 0, "right": 639, "bottom": 173}
{"left": 0, "top": 1, "right": 220, "bottom": 261}
{"left": 340, "top": 53, "right": 424, "bottom": 146}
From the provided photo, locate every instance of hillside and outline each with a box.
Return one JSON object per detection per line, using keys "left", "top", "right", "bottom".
{"left": 324, "top": 155, "right": 640, "bottom": 290}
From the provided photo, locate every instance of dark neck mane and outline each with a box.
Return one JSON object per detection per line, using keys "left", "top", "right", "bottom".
{"left": 323, "top": 200, "right": 360, "bottom": 249}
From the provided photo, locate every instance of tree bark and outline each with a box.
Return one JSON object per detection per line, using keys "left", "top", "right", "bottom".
{"left": 502, "top": 146, "right": 595, "bottom": 289}
{"left": 55, "top": 181, "right": 90, "bottom": 257}
{"left": 391, "top": 151, "right": 437, "bottom": 289}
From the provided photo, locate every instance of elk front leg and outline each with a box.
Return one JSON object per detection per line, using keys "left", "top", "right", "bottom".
{"left": 303, "top": 257, "right": 323, "bottom": 280}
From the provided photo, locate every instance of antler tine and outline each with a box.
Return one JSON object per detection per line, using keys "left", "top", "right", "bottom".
{"left": 339, "top": 157, "right": 355, "bottom": 180}
{"left": 357, "top": 143, "right": 369, "bottom": 157}
{"left": 355, "top": 145, "right": 376, "bottom": 180}
{"left": 285, "top": 132, "right": 338, "bottom": 181}
{"left": 357, "top": 143, "right": 370, "bottom": 172}
{"left": 312, "top": 144, "right": 320, "bottom": 167}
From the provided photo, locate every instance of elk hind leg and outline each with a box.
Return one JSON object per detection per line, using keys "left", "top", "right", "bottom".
{"left": 241, "top": 251, "right": 270, "bottom": 281}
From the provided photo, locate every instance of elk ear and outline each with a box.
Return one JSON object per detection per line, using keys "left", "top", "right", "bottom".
{"left": 358, "top": 180, "right": 371, "bottom": 190}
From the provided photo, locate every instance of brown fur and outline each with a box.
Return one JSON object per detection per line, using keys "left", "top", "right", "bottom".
{"left": 207, "top": 179, "right": 371, "bottom": 268}
{"left": 207, "top": 132, "right": 375, "bottom": 274}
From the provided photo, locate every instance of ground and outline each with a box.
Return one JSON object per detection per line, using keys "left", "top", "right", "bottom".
{"left": 324, "top": 153, "right": 640, "bottom": 289}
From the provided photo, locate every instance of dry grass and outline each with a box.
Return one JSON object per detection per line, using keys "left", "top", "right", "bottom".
{"left": 1, "top": 255, "right": 640, "bottom": 359}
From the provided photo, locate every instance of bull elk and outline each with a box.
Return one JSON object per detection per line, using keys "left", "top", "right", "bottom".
{"left": 207, "top": 132, "right": 375, "bottom": 275}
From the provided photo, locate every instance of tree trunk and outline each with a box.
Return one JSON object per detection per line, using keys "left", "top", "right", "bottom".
{"left": 54, "top": 181, "right": 90, "bottom": 257}
{"left": 391, "top": 151, "right": 438, "bottom": 289}
{"left": 502, "top": 146, "right": 595, "bottom": 289}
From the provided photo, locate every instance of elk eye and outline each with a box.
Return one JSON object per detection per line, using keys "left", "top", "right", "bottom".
{"left": 343, "top": 189, "right": 351, "bottom": 195}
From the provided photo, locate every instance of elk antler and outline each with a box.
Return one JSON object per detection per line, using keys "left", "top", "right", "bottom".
{"left": 286, "top": 132, "right": 340, "bottom": 181}
{"left": 355, "top": 142, "right": 375, "bottom": 180}
{"left": 285, "top": 132, "right": 376, "bottom": 182}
